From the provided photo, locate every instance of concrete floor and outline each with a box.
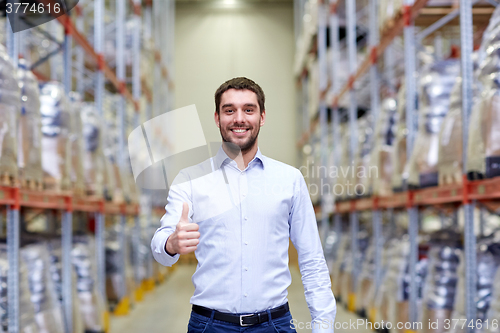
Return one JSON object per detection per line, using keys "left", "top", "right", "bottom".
{"left": 110, "top": 265, "right": 374, "bottom": 333}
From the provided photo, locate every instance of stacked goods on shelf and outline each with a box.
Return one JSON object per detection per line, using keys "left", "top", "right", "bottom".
{"left": 391, "top": 84, "right": 407, "bottom": 191}
{"left": 370, "top": 97, "right": 397, "bottom": 196}
{"left": 68, "top": 92, "right": 86, "bottom": 196}
{"left": 80, "top": 103, "right": 105, "bottom": 198}
{"left": 0, "top": 244, "right": 38, "bottom": 333}
{"left": 448, "top": 234, "right": 500, "bottom": 333}
{"left": 323, "top": 227, "right": 342, "bottom": 274}
{"left": 72, "top": 235, "right": 107, "bottom": 333}
{"left": 47, "top": 240, "right": 85, "bottom": 333}
{"left": 354, "top": 115, "right": 375, "bottom": 197}
{"left": 467, "top": 5, "right": 500, "bottom": 180}
{"left": 355, "top": 240, "right": 376, "bottom": 316}
{"left": 105, "top": 223, "right": 135, "bottom": 309}
{"left": 17, "top": 59, "right": 42, "bottom": 190}
{"left": 379, "top": 0, "right": 403, "bottom": 32}
{"left": 293, "top": 0, "right": 318, "bottom": 76}
{"left": 438, "top": 53, "right": 480, "bottom": 186}
{"left": 406, "top": 57, "right": 460, "bottom": 188}
{"left": 377, "top": 236, "right": 428, "bottom": 332}
{"left": 0, "top": 44, "right": 21, "bottom": 187}
{"left": 337, "top": 124, "right": 353, "bottom": 200}
{"left": 419, "top": 230, "right": 461, "bottom": 333}
{"left": 340, "top": 228, "right": 370, "bottom": 309}
{"left": 103, "top": 94, "right": 126, "bottom": 203}
{"left": 486, "top": 265, "right": 500, "bottom": 333}
{"left": 39, "top": 82, "right": 72, "bottom": 192}
{"left": 128, "top": 223, "right": 150, "bottom": 284}
{"left": 371, "top": 236, "right": 401, "bottom": 325}
{"left": 331, "top": 233, "right": 349, "bottom": 301}
{"left": 20, "top": 244, "right": 65, "bottom": 333}
{"left": 438, "top": 78, "right": 466, "bottom": 185}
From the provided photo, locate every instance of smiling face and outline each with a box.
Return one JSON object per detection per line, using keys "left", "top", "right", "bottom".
{"left": 215, "top": 88, "right": 266, "bottom": 154}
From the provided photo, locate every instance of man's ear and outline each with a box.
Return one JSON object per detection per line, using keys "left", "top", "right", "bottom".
{"left": 214, "top": 111, "right": 220, "bottom": 128}
{"left": 260, "top": 109, "right": 266, "bottom": 127}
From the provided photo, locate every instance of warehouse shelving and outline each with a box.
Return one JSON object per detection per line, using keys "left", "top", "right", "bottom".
{"left": 296, "top": 0, "right": 497, "bottom": 331}
{"left": 2, "top": 0, "right": 174, "bottom": 332}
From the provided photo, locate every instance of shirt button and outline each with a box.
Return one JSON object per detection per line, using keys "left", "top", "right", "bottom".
{"left": 244, "top": 217, "right": 248, "bottom": 221}
{"left": 244, "top": 267, "right": 248, "bottom": 271}
{"left": 244, "top": 293, "right": 248, "bottom": 297}
{"left": 245, "top": 242, "right": 248, "bottom": 245}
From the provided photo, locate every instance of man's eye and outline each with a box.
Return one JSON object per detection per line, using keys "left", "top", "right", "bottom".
{"left": 245, "top": 109, "right": 253, "bottom": 112}
{"left": 226, "top": 109, "right": 233, "bottom": 113}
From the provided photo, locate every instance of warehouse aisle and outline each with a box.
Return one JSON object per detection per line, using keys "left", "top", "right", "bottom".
{"left": 110, "top": 265, "right": 374, "bottom": 333}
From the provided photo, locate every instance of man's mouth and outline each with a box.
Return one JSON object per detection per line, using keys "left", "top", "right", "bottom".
{"left": 230, "top": 128, "right": 249, "bottom": 134}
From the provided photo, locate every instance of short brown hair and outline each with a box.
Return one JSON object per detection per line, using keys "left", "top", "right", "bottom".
{"left": 214, "top": 77, "right": 265, "bottom": 114}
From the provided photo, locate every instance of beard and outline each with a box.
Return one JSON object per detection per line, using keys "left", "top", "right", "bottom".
{"left": 220, "top": 123, "right": 260, "bottom": 154}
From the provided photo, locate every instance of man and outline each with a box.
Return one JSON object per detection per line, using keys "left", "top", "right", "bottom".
{"left": 151, "top": 77, "right": 336, "bottom": 333}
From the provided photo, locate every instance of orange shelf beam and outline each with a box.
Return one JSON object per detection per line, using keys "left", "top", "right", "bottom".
{"left": 0, "top": 186, "right": 139, "bottom": 215}
{"left": 334, "top": 177, "right": 500, "bottom": 213}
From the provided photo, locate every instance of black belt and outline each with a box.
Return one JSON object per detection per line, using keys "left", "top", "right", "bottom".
{"left": 192, "top": 302, "right": 289, "bottom": 327}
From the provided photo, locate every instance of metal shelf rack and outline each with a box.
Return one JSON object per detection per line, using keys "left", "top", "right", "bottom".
{"left": 295, "top": 0, "right": 497, "bottom": 331}
{"left": 3, "top": 0, "right": 174, "bottom": 332}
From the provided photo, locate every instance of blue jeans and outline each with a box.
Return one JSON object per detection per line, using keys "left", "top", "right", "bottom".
{"left": 187, "top": 310, "right": 297, "bottom": 333}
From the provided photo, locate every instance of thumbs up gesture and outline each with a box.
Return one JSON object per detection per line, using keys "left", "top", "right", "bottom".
{"left": 165, "top": 202, "right": 200, "bottom": 255}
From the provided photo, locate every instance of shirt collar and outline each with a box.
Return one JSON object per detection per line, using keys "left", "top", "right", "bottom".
{"left": 213, "top": 146, "right": 266, "bottom": 170}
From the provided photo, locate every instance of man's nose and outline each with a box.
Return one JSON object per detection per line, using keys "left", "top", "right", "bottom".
{"left": 233, "top": 109, "right": 245, "bottom": 123}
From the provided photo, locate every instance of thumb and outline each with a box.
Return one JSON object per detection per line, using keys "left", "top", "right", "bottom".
{"left": 180, "top": 202, "right": 190, "bottom": 222}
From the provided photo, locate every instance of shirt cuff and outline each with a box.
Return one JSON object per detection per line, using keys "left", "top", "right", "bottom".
{"left": 164, "top": 235, "right": 177, "bottom": 257}
{"left": 152, "top": 231, "right": 180, "bottom": 267}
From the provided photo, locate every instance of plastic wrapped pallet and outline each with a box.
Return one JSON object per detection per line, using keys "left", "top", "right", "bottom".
{"left": 39, "top": 82, "right": 71, "bottom": 191}
{"left": 105, "top": 222, "right": 134, "bottom": 307}
{"left": 81, "top": 103, "right": 105, "bottom": 198}
{"left": 438, "top": 52, "right": 480, "bottom": 186}
{"left": 391, "top": 85, "right": 408, "bottom": 191}
{"left": 467, "top": 6, "right": 500, "bottom": 179}
{"left": 0, "top": 244, "right": 38, "bottom": 333}
{"left": 377, "top": 237, "right": 428, "bottom": 332}
{"left": 21, "top": 244, "right": 65, "bottom": 333}
{"left": 337, "top": 125, "right": 354, "bottom": 200}
{"left": 438, "top": 78, "right": 465, "bottom": 186}
{"left": 354, "top": 115, "right": 375, "bottom": 196}
{"left": 379, "top": 0, "right": 403, "bottom": 32}
{"left": 68, "top": 92, "right": 86, "bottom": 196}
{"left": 341, "top": 229, "right": 370, "bottom": 310}
{"left": 406, "top": 58, "right": 460, "bottom": 188}
{"left": 331, "top": 234, "right": 350, "bottom": 300}
{"left": 450, "top": 238, "right": 500, "bottom": 333}
{"left": 355, "top": 242, "right": 376, "bottom": 315}
{"left": 103, "top": 124, "right": 126, "bottom": 204}
{"left": 72, "top": 235, "right": 107, "bottom": 333}
{"left": 17, "top": 59, "right": 42, "bottom": 190}
{"left": 0, "top": 44, "right": 21, "bottom": 186}
{"left": 419, "top": 231, "right": 461, "bottom": 333}
{"left": 485, "top": 266, "right": 500, "bottom": 333}
{"left": 371, "top": 97, "right": 398, "bottom": 196}
{"left": 47, "top": 241, "right": 84, "bottom": 333}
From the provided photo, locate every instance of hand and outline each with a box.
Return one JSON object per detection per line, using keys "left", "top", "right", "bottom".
{"left": 165, "top": 202, "right": 200, "bottom": 255}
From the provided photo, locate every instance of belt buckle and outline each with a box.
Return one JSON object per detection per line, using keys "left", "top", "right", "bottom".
{"left": 239, "top": 314, "right": 253, "bottom": 327}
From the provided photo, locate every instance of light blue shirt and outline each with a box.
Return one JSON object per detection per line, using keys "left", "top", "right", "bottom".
{"left": 151, "top": 147, "right": 336, "bottom": 331}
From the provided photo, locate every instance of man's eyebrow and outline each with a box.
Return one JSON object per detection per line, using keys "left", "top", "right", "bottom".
{"left": 221, "top": 103, "right": 258, "bottom": 108}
